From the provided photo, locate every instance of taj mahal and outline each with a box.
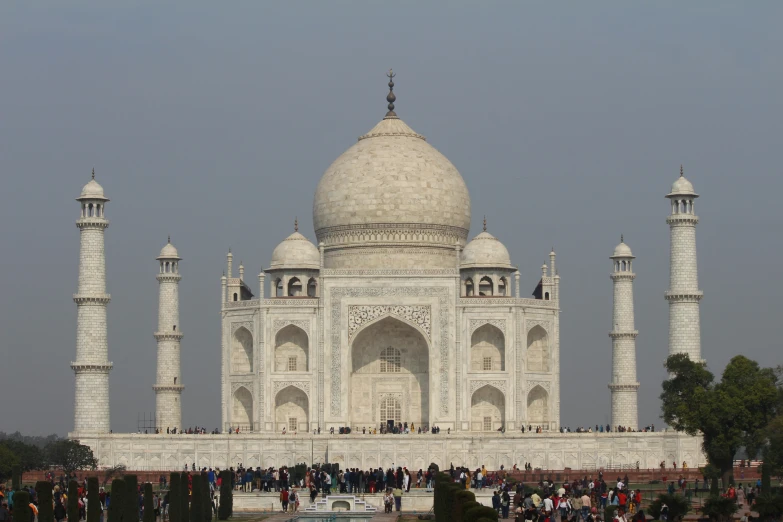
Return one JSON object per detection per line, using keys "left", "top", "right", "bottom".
{"left": 69, "top": 73, "right": 706, "bottom": 471}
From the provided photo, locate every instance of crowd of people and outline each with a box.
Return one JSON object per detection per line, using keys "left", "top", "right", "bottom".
{"left": 443, "top": 469, "right": 646, "bottom": 522}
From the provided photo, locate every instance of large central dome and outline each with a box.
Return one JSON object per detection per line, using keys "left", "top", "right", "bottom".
{"left": 313, "top": 104, "right": 472, "bottom": 269}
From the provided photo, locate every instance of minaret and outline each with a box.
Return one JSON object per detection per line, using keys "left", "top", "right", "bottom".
{"left": 609, "top": 236, "right": 639, "bottom": 430}
{"left": 666, "top": 166, "right": 703, "bottom": 363}
{"left": 153, "top": 238, "right": 184, "bottom": 432}
{"left": 72, "top": 169, "right": 113, "bottom": 433}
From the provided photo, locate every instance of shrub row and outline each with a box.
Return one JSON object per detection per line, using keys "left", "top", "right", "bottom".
{"left": 434, "top": 472, "right": 497, "bottom": 522}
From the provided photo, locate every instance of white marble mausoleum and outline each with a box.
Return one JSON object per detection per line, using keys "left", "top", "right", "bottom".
{"left": 69, "top": 74, "right": 706, "bottom": 470}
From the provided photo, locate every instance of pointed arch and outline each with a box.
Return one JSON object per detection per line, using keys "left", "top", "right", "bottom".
{"left": 527, "top": 385, "right": 549, "bottom": 426}
{"left": 479, "top": 276, "right": 494, "bottom": 296}
{"left": 307, "top": 277, "right": 317, "bottom": 297}
{"left": 527, "top": 325, "right": 549, "bottom": 372}
{"left": 470, "top": 323, "right": 505, "bottom": 372}
{"left": 287, "top": 277, "right": 302, "bottom": 296}
{"left": 471, "top": 384, "right": 505, "bottom": 431}
{"left": 274, "top": 278, "right": 283, "bottom": 297}
{"left": 232, "top": 386, "right": 253, "bottom": 427}
{"left": 275, "top": 385, "right": 308, "bottom": 432}
{"left": 498, "top": 277, "right": 508, "bottom": 296}
{"left": 231, "top": 326, "right": 253, "bottom": 373}
{"left": 274, "top": 324, "right": 308, "bottom": 372}
{"left": 350, "top": 316, "right": 429, "bottom": 428}
{"left": 465, "top": 278, "right": 474, "bottom": 297}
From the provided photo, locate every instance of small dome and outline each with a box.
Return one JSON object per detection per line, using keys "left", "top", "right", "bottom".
{"left": 269, "top": 231, "right": 320, "bottom": 270}
{"left": 77, "top": 171, "right": 109, "bottom": 201}
{"left": 157, "top": 240, "right": 180, "bottom": 260}
{"left": 461, "top": 230, "right": 513, "bottom": 269}
{"left": 667, "top": 167, "right": 698, "bottom": 197}
{"left": 611, "top": 237, "right": 634, "bottom": 258}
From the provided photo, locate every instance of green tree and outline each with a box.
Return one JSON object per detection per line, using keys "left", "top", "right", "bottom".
{"left": 755, "top": 494, "right": 783, "bottom": 522}
{"left": 201, "top": 471, "right": 212, "bottom": 522}
{"left": 649, "top": 493, "right": 690, "bottom": 522}
{"left": 0, "top": 439, "right": 44, "bottom": 474}
{"left": 701, "top": 495, "right": 737, "bottom": 522}
{"left": 0, "top": 445, "right": 20, "bottom": 483}
{"left": 661, "top": 354, "right": 779, "bottom": 488}
{"left": 45, "top": 440, "right": 98, "bottom": 478}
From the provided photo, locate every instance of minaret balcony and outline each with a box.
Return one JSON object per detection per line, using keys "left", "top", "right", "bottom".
{"left": 608, "top": 382, "right": 640, "bottom": 391}
{"left": 153, "top": 384, "right": 185, "bottom": 392}
{"left": 608, "top": 330, "right": 638, "bottom": 339}
{"left": 154, "top": 332, "right": 184, "bottom": 341}
{"left": 664, "top": 291, "right": 703, "bottom": 302}
{"left": 73, "top": 294, "right": 111, "bottom": 304}
{"left": 666, "top": 214, "right": 699, "bottom": 225}
{"left": 70, "top": 362, "right": 113, "bottom": 373}
{"left": 76, "top": 218, "right": 110, "bottom": 230}
{"left": 156, "top": 273, "right": 182, "bottom": 282}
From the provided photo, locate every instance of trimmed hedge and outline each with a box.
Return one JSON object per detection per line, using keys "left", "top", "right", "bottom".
{"left": 110, "top": 478, "right": 126, "bottom": 522}
{"left": 190, "top": 474, "right": 204, "bottom": 522}
{"left": 13, "top": 491, "right": 31, "bottom": 522}
{"left": 180, "top": 473, "right": 190, "bottom": 522}
{"left": 143, "top": 483, "right": 155, "bottom": 522}
{"left": 87, "top": 477, "right": 101, "bottom": 522}
{"left": 200, "top": 472, "right": 212, "bottom": 522}
{"left": 169, "top": 473, "right": 181, "bottom": 522}
{"left": 217, "top": 470, "right": 232, "bottom": 520}
{"left": 68, "top": 481, "right": 80, "bottom": 522}
{"left": 464, "top": 506, "right": 499, "bottom": 522}
{"left": 36, "top": 481, "right": 54, "bottom": 522}
{"left": 124, "top": 475, "right": 139, "bottom": 522}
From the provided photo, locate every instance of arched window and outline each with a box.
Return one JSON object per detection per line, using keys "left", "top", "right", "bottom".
{"left": 233, "top": 292, "right": 238, "bottom": 302}
{"left": 275, "top": 279, "right": 283, "bottom": 297}
{"left": 479, "top": 276, "right": 493, "bottom": 296}
{"left": 88, "top": 203, "right": 94, "bottom": 217}
{"left": 527, "top": 325, "right": 550, "bottom": 372}
{"left": 544, "top": 292, "right": 550, "bottom": 300}
{"left": 380, "top": 347, "right": 401, "bottom": 373}
{"left": 621, "top": 260, "right": 626, "bottom": 271}
{"left": 379, "top": 396, "right": 401, "bottom": 424}
{"left": 307, "top": 278, "right": 317, "bottom": 297}
{"left": 681, "top": 200, "right": 687, "bottom": 213}
{"left": 498, "top": 277, "right": 507, "bottom": 296}
{"left": 465, "top": 278, "right": 474, "bottom": 297}
{"left": 287, "top": 277, "right": 302, "bottom": 297}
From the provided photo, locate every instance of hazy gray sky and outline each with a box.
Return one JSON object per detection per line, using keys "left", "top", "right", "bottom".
{"left": 1, "top": 2, "right": 781, "bottom": 435}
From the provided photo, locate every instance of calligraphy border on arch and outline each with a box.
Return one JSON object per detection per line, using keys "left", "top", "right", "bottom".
{"left": 272, "top": 380, "right": 311, "bottom": 398}
{"left": 468, "top": 319, "right": 506, "bottom": 337}
{"left": 271, "top": 319, "right": 311, "bottom": 337}
{"left": 330, "top": 287, "right": 450, "bottom": 416}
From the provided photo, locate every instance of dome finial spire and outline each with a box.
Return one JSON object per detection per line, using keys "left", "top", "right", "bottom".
{"left": 621, "top": 234, "right": 624, "bottom": 243}
{"left": 680, "top": 164, "right": 684, "bottom": 177}
{"left": 92, "top": 167, "right": 95, "bottom": 180}
{"left": 483, "top": 215, "right": 487, "bottom": 232}
{"left": 168, "top": 234, "right": 171, "bottom": 244}
{"left": 294, "top": 217, "right": 298, "bottom": 232}
{"left": 385, "top": 69, "right": 397, "bottom": 119}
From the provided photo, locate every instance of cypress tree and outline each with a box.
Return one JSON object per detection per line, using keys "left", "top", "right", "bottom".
{"left": 124, "top": 475, "right": 139, "bottom": 522}
{"left": 68, "top": 481, "right": 80, "bottom": 522}
{"left": 200, "top": 472, "right": 212, "bottom": 522}
{"left": 190, "top": 474, "right": 204, "bottom": 522}
{"left": 143, "top": 483, "right": 155, "bottom": 522}
{"left": 13, "top": 491, "right": 30, "bottom": 522}
{"left": 761, "top": 463, "right": 771, "bottom": 495}
{"left": 36, "top": 481, "right": 54, "bottom": 522}
{"left": 217, "top": 471, "right": 232, "bottom": 521}
{"left": 168, "top": 474, "right": 181, "bottom": 522}
{"left": 87, "top": 477, "right": 100, "bottom": 522}
{"left": 110, "top": 478, "right": 126, "bottom": 522}
{"left": 180, "top": 472, "right": 190, "bottom": 522}
{"left": 11, "top": 467, "right": 21, "bottom": 491}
